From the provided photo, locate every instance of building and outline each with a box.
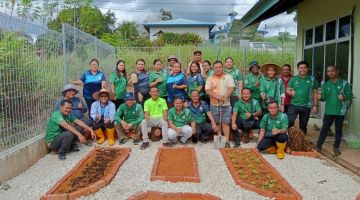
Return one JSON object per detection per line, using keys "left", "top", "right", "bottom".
{"left": 143, "top": 18, "right": 216, "bottom": 41}
{"left": 241, "top": 0, "right": 359, "bottom": 136}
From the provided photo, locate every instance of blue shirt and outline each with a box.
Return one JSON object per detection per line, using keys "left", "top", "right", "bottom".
{"left": 80, "top": 70, "right": 106, "bottom": 99}
{"left": 90, "top": 100, "right": 116, "bottom": 122}
{"left": 134, "top": 71, "right": 150, "bottom": 94}
{"left": 166, "top": 73, "right": 188, "bottom": 103}
{"left": 188, "top": 100, "right": 210, "bottom": 123}
{"left": 54, "top": 97, "right": 87, "bottom": 119}
{"left": 187, "top": 73, "right": 205, "bottom": 97}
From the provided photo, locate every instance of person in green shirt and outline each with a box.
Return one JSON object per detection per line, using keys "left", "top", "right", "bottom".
{"left": 168, "top": 97, "right": 196, "bottom": 144}
{"left": 256, "top": 99, "right": 289, "bottom": 159}
{"left": 201, "top": 60, "right": 213, "bottom": 104}
{"left": 260, "top": 64, "right": 285, "bottom": 112}
{"left": 316, "top": 65, "right": 353, "bottom": 156}
{"left": 140, "top": 87, "right": 172, "bottom": 150}
{"left": 224, "top": 57, "right": 243, "bottom": 107}
{"left": 45, "top": 99, "right": 95, "bottom": 160}
{"left": 244, "top": 61, "right": 264, "bottom": 103}
{"left": 115, "top": 92, "right": 145, "bottom": 145}
{"left": 149, "top": 59, "right": 168, "bottom": 100}
{"left": 187, "top": 61, "right": 205, "bottom": 99}
{"left": 110, "top": 60, "right": 128, "bottom": 109}
{"left": 231, "top": 88, "right": 262, "bottom": 147}
{"left": 286, "top": 61, "right": 318, "bottom": 134}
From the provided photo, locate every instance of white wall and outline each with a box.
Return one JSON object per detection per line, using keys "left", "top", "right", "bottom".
{"left": 149, "top": 26, "right": 210, "bottom": 41}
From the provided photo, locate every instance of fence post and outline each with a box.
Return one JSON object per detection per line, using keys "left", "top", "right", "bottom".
{"left": 62, "top": 23, "right": 67, "bottom": 86}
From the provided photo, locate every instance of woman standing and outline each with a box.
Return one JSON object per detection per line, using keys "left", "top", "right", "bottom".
{"left": 224, "top": 57, "right": 243, "bottom": 107}
{"left": 187, "top": 61, "right": 205, "bottom": 100}
{"left": 129, "top": 59, "right": 150, "bottom": 107}
{"left": 110, "top": 60, "right": 127, "bottom": 110}
{"left": 71, "top": 58, "right": 106, "bottom": 115}
{"left": 149, "top": 59, "right": 168, "bottom": 100}
{"left": 166, "top": 62, "right": 188, "bottom": 106}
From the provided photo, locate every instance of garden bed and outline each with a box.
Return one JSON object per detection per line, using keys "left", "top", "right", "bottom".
{"left": 150, "top": 147, "right": 200, "bottom": 183}
{"left": 127, "top": 191, "right": 221, "bottom": 200}
{"left": 41, "top": 147, "right": 130, "bottom": 200}
{"left": 220, "top": 148, "right": 302, "bottom": 200}
{"left": 286, "top": 147, "right": 318, "bottom": 158}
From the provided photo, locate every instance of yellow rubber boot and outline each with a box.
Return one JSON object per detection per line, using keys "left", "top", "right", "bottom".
{"left": 95, "top": 128, "right": 105, "bottom": 144}
{"left": 106, "top": 127, "right": 115, "bottom": 146}
{"left": 276, "top": 142, "right": 286, "bottom": 159}
{"left": 265, "top": 146, "right": 277, "bottom": 154}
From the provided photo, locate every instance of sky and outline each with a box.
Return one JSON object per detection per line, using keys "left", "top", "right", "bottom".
{"left": 0, "top": 0, "right": 297, "bottom": 36}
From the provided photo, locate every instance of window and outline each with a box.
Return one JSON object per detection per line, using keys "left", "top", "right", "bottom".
{"left": 326, "top": 21, "right": 336, "bottom": 41}
{"left": 338, "top": 16, "right": 350, "bottom": 38}
{"left": 336, "top": 41, "right": 350, "bottom": 80}
{"left": 305, "top": 29, "right": 313, "bottom": 45}
{"left": 325, "top": 43, "right": 336, "bottom": 67}
{"left": 315, "top": 25, "right": 323, "bottom": 43}
{"left": 314, "top": 46, "right": 324, "bottom": 84}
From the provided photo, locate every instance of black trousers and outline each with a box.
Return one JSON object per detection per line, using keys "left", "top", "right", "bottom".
{"left": 287, "top": 104, "right": 311, "bottom": 134}
{"left": 135, "top": 92, "right": 150, "bottom": 107}
{"left": 92, "top": 119, "right": 114, "bottom": 130}
{"left": 49, "top": 128, "right": 82, "bottom": 154}
{"left": 85, "top": 98, "right": 95, "bottom": 118}
{"left": 316, "top": 115, "right": 345, "bottom": 149}
{"left": 232, "top": 118, "right": 261, "bottom": 145}
{"left": 195, "top": 122, "right": 213, "bottom": 141}
{"left": 112, "top": 99, "right": 124, "bottom": 110}
{"left": 257, "top": 132, "right": 288, "bottom": 151}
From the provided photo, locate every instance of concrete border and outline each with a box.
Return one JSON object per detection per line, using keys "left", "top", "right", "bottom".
{"left": 0, "top": 134, "right": 48, "bottom": 183}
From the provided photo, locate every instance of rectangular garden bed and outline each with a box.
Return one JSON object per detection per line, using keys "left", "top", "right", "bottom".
{"left": 41, "top": 147, "right": 130, "bottom": 200}
{"left": 127, "top": 191, "right": 220, "bottom": 200}
{"left": 150, "top": 147, "right": 200, "bottom": 183}
{"left": 220, "top": 148, "right": 302, "bottom": 200}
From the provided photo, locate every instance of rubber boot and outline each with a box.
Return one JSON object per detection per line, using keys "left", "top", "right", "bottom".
{"left": 106, "top": 127, "right": 115, "bottom": 146}
{"left": 265, "top": 146, "right": 277, "bottom": 154}
{"left": 95, "top": 128, "right": 105, "bottom": 144}
{"left": 276, "top": 142, "right": 286, "bottom": 159}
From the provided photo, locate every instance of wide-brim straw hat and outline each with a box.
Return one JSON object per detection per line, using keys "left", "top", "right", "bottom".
{"left": 62, "top": 84, "right": 79, "bottom": 96}
{"left": 92, "top": 88, "right": 115, "bottom": 100}
{"left": 260, "top": 63, "right": 282, "bottom": 76}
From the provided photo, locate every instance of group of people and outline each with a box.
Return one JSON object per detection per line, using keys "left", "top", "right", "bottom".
{"left": 45, "top": 50, "right": 353, "bottom": 161}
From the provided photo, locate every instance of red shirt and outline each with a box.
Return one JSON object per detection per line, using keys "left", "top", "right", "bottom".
{"left": 279, "top": 74, "right": 293, "bottom": 105}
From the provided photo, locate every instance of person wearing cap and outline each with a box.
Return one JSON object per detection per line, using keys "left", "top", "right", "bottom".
{"left": 110, "top": 59, "right": 127, "bottom": 110}
{"left": 90, "top": 89, "right": 116, "bottom": 145}
{"left": 140, "top": 87, "right": 172, "bottom": 150}
{"left": 46, "top": 99, "right": 96, "bottom": 160}
{"left": 260, "top": 64, "right": 285, "bottom": 112}
{"left": 244, "top": 61, "right": 264, "bottom": 103}
{"left": 279, "top": 64, "right": 293, "bottom": 113}
{"left": 128, "top": 59, "right": 150, "bottom": 107}
{"left": 166, "top": 55, "right": 178, "bottom": 75}
{"left": 224, "top": 57, "right": 243, "bottom": 107}
{"left": 149, "top": 59, "right": 168, "bottom": 101}
{"left": 166, "top": 62, "right": 188, "bottom": 106}
{"left": 205, "top": 61, "right": 234, "bottom": 148}
{"left": 286, "top": 61, "right": 318, "bottom": 134}
{"left": 186, "top": 50, "right": 203, "bottom": 77}
{"left": 70, "top": 58, "right": 106, "bottom": 116}
{"left": 256, "top": 98, "right": 289, "bottom": 159}
{"left": 167, "top": 97, "right": 196, "bottom": 145}
{"left": 115, "top": 92, "right": 145, "bottom": 145}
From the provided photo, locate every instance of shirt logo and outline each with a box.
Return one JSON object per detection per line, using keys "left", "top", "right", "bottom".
{"left": 295, "top": 81, "right": 298, "bottom": 84}
{"left": 307, "top": 80, "right": 310, "bottom": 84}
{"left": 277, "top": 121, "right": 280, "bottom": 124}
{"left": 182, "top": 116, "right": 185, "bottom": 119}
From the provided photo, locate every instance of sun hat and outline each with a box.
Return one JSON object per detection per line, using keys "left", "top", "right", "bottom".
{"left": 93, "top": 88, "right": 111, "bottom": 100}
{"left": 62, "top": 84, "right": 79, "bottom": 96}
{"left": 168, "top": 55, "right": 178, "bottom": 62}
{"left": 260, "top": 63, "right": 282, "bottom": 76}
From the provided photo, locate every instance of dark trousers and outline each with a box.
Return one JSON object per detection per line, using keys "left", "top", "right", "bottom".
{"left": 316, "top": 115, "right": 345, "bottom": 149}
{"left": 92, "top": 119, "right": 114, "bottom": 130}
{"left": 49, "top": 131, "right": 75, "bottom": 154}
{"left": 284, "top": 104, "right": 290, "bottom": 113}
{"left": 287, "top": 104, "right": 311, "bottom": 134}
{"left": 195, "top": 122, "right": 213, "bottom": 141}
{"left": 135, "top": 93, "right": 150, "bottom": 107}
{"left": 112, "top": 99, "right": 124, "bottom": 110}
{"left": 230, "top": 96, "right": 238, "bottom": 107}
{"left": 257, "top": 133, "right": 288, "bottom": 151}
{"left": 232, "top": 118, "right": 261, "bottom": 145}
{"left": 85, "top": 98, "right": 95, "bottom": 118}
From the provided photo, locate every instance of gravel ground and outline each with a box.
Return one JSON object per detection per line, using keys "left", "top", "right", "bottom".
{"left": 0, "top": 141, "right": 359, "bottom": 200}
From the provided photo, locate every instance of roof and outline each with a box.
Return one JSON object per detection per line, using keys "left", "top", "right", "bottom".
{"left": 143, "top": 18, "right": 216, "bottom": 32}
{"left": 228, "top": 19, "right": 260, "bottom": 39}
{"left": 241, "top": 0, "right": 303, "bottom": 27}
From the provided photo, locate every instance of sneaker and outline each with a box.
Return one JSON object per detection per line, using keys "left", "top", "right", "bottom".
{"left": 163, "top": 142, "right": 173, "bottom": 147}
{"left": 333, "top": 147, "right": 341, "bottom": 156}
{"left": 233, "top": 144, "right": 241, "bottom": 148}
{"left": 58, "top": 152, "right": 66, "bottom": 160}
{"left": 133, "top": 139, "right": 140, "bottom": 145}
{"left": 225, "top": 142, "right": 231, "bottom": 148}
{"left": 119, "top": 138, "right": 127, "bottom": 145}
{"left": 140, "top": 142, "right": 149, "bottom": 150}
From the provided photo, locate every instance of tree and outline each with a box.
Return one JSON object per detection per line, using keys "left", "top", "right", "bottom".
{"left": 160, "top": 9, "right": 172, "bottom": 21}
{"left": 278, "top": 31, "right": 291, "bottom": 49}
{"left": 116, "top": 21, "right": 139, "bottom": 40}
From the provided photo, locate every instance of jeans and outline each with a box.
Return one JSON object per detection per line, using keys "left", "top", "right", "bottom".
{"left": 287, "top": 104, "right": 311, "bottom": 134}
{"left": 257, "top": 133, "right": 288, "bottom": 151}
{"left": 316, "top": 115, "right": 345, "bottom": 149}
{"left": 232, "top": 118, "right": 261, "bottom": 145}
{"left": 195, "top": 122, "right": 213, "bottom": 142}
{"left": 49, "top": 131, "right": 75, "bottom": 154}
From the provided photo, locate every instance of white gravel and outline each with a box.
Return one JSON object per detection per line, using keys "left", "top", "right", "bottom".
{"left": 0, "top": 141, "right": 359, "bottom": 200}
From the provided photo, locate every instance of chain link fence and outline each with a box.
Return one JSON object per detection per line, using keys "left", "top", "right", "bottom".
{"left": 0, "top": 13, "right": 115, "bottom": 152}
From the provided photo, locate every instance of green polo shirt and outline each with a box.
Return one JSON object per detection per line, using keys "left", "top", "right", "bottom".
{"left": 109, "top": 71, "right": 127, "bottom": 99}
{"left": 233, "top": 99, "right": 261, "bottom": 120}
{"left": 45, "top": 111, "right": 77, "bottom": 143}
{"left": 168, "top": 107, "right": 194, "bottom": 127}
{"left": 260, "top": 77, "right": 285, "bottom": 108}
{"left": 320, "top": 79, "right": 353, "bottom": 115}
{"left": 149, "top": 70, "right": 168, "bottom": 97}
{"left": 244, "top": 73, "right": 264, "bottom": 101}
{"left": 144, "top": 97, "right": 168, "bottom": 118}
{"left": 115, "top": 103, "right": 144, "bottom": 126}
{"left": 288, "top": 75, "right": 318, "bottom": 107}
{"left": 207, "top": 69, "right": 214, "bottom": 77}
{"left": 224, "top": 67, "right": 243, "bottom": 97}
{"left": 260, "top": 112, "right": 288, "bottom": 131}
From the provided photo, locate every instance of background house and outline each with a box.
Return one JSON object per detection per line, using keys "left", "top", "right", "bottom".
{"left": 143, "top": 18, "right": 216, "bottom": 41}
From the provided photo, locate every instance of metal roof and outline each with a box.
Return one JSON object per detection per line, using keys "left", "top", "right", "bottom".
{"left": 143, "top": 18, "right": 216, "bottom": 32}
